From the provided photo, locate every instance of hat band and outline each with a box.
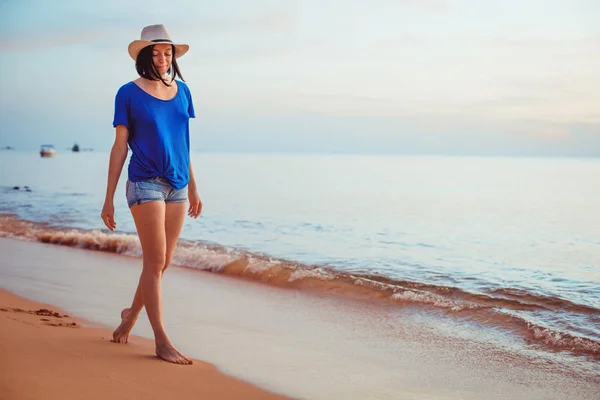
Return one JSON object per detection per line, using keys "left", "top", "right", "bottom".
{"left": 150, "top": 39, "right": 172, "bottom": 43}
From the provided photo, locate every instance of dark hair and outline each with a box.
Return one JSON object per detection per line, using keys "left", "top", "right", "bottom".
{"left": 135, "top": 44, "right": 185, "bottom": 86}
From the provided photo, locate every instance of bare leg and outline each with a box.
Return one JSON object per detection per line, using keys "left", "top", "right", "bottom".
{"left": 112, "top": 202, "right": 187, "bottom": 344}
{"left": 119, "top": 200, "right": 191, "bottom": 364}
{"left": 161, "top": 201, "right": 188, "bottom": 276}
{"left": 111, "top": 278, "right": 143, "bottom": 343}
{"left": 153, "top": 202, "right": 188, "bottom": 363}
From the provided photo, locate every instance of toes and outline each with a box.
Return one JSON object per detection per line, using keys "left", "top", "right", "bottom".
{"left": 172, "top": 354, "right": 187, "bottom": 364}
{"left": 154, "top": 344, "right": 193, "bottom": 365}
{"left": 156, "top": 348, "right": 193, "bottom": 365}
{"left": 111, "top": 332, "right": 129, "bottom": 344}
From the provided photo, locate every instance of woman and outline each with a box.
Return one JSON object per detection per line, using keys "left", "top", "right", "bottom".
{"left": 101, "top": 24, "right": 202, "bottom": 365}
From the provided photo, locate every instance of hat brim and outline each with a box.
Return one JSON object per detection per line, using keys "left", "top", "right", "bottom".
{"left": 128, "top": 40, "right": 189, "bottom": 61}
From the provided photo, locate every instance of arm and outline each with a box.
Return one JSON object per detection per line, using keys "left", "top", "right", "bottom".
{"left": 187, "top": 159, "right": 202, "bottom": 219}
{"left": 101, "top": 125, "right": 129, "bottom": 230}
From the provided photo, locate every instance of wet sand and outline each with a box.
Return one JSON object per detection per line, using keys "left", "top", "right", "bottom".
{"left": 0, "top": 288, "right": 291, "bottom": 400}
{"left": 1, "top": 237, "right": 599, "bottom": 400}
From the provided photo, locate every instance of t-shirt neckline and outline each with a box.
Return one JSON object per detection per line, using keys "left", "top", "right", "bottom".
{"left": 131, "top": 80, "right": 179, "bottom": 102}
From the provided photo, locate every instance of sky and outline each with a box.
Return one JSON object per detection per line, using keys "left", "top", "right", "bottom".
{"left": 0, "top": 0, "right": 599, "bottom": 156}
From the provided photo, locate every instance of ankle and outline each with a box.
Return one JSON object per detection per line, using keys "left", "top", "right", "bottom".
{"left": 129, "top": 308, "right": 142, "bottom": 318}
{"left": 154, "top": 334, "right": 171, "bottom": 347}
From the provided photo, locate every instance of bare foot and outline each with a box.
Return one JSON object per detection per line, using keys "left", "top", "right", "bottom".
{"left": 111, "top": 308, "right": 138, "bottom": 343}
{"left": 155, "top": 342, "right": 194, "bottom": 365}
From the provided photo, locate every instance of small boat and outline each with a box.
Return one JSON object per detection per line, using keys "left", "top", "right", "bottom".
{"left": 40, "top": 145, "right": 56, "bottom": 158}
{"left": 72, "top": 143, "right": 80, "bottom": 152}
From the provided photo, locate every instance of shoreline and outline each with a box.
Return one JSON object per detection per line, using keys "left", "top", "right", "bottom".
{"left": 2, "top": 237, "right": 599, "bottom": 400}
{"left": 0, "top": 288, "right": 292, "bottom": 400}
{"left": 1, "top": 212, "right": 598, "bottom": 360}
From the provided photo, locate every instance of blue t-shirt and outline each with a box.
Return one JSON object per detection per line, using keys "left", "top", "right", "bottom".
{"left": 112, "top": 80, "right": 195, "bottom": 190}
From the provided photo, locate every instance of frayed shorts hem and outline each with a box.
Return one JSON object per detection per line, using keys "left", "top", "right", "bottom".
{"left": 126, "top": 177, "right": 188, "bottom": 209}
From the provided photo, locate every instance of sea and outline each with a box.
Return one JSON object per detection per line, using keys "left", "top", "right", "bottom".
{"left": 1, "top": 149, "right": 599, "bottom": 397}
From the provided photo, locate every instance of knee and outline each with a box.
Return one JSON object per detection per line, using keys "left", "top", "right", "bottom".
{"left": 161, "top": 256, "right": 174, "bottom": 273}
{"left": 142, "top": 254, "right": 167, "bottom": 276}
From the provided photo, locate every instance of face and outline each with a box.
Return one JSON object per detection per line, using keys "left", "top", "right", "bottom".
{"left": 152, "top": 44, "right": 173, "bottom": 75}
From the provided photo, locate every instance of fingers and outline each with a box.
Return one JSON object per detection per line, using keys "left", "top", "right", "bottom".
{"left": 187, "top": 201, "right": 202, "bottom": 219}
{"left": 101, "top": 213, "right": 116, "bottom": 231}
{"left": 187, "top": 205, "right": 198, "bottom": 218}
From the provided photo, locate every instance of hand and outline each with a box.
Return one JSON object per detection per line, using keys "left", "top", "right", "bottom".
{"left": 188, "top": 190, "right": 202, "bottom": 219}
{"left": 101, "top": 200, "right": 117, "bottom": 231}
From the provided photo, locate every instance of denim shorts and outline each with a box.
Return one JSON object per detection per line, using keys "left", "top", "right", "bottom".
{"left": 126, "top": 177, "right": 188, "bottom": 208}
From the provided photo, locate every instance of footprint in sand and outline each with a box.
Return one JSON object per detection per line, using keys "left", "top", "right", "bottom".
{"left": 1, "top": 307, "right": 78, "bottom": 328}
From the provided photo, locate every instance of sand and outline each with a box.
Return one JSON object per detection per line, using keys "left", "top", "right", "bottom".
{"left": 0, "top": 289, "right": 291, "bottom": 400}
{"left": 2, "top": 237, "right": 599, "bottom": 400}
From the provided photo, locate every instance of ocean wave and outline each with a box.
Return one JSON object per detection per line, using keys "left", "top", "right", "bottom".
{"left": 466, "top": 309, "right": 600, "bottom": 357}
{"left": 1, "top": 213, "right": 599, "bottom": 359}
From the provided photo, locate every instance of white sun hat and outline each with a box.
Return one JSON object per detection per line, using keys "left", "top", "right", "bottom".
{"left": 128, "top": 24, "right": 189, "bottom": 61}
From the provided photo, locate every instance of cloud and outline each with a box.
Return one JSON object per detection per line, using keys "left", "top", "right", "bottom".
{"left": 0, "top": 4, "right": 299, "bottom": 54}
{"left": 182, "top": 9, "right": 299, "bottom": 36}
{"left": 0, "top": 31, "right": 113, "bottom": 52}
{"left": 396, "top": 0, "right": 452, "bottom": 12}
{"left": 0, "top": 7, "right": 135, "bottom": 53}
